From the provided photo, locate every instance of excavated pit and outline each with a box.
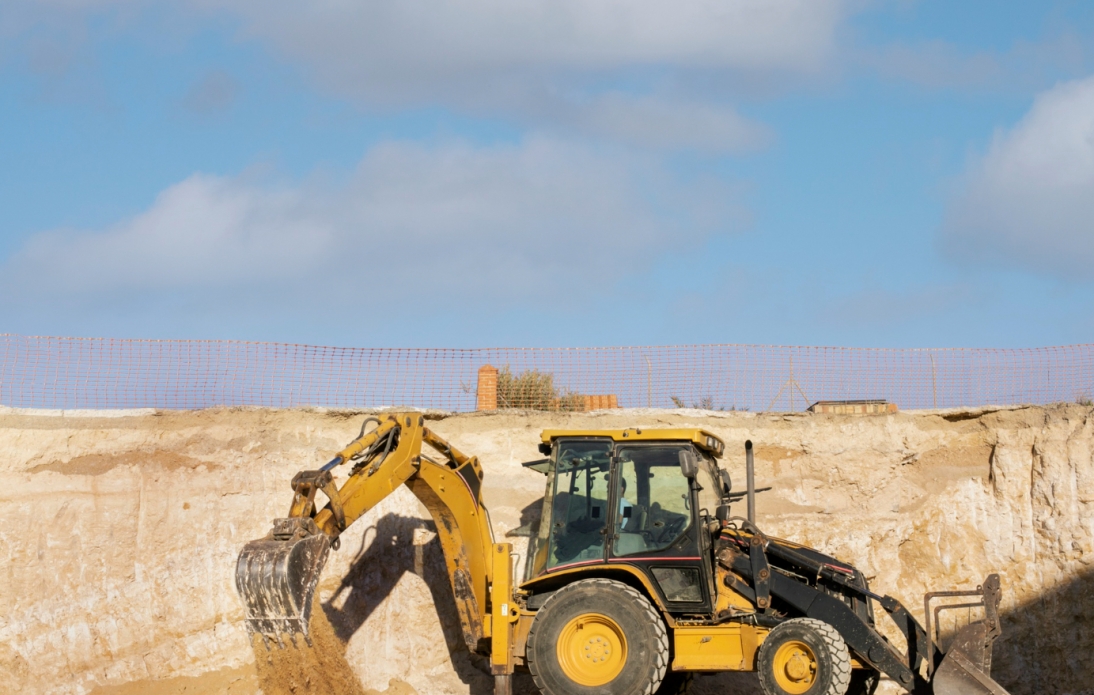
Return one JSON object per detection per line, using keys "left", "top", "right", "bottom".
{"left": 1, "top": 405, "right": 1092, "bottom": 695}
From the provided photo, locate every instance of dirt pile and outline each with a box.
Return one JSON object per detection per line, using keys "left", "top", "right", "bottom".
{"left": 253, "top": 599, "right": 368, "bottom": 695}
{"left": 1, "top": 404, "right": 1092, "bottom": 695}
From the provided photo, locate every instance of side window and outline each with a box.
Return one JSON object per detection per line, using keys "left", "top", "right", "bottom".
{"left": 696, "top": 458, "right": 722, "bottom": 517}
{"left": 615, "top": 458, "right": 639, "bottom": 537}
{"left": 651, "top": 567, "right": 703, "bottom": 602}
{"left": 546, "top": 440, "right": 612, "bottom": 568}
{"left": 612, "top": 446, "right": 692, "bottom": 557}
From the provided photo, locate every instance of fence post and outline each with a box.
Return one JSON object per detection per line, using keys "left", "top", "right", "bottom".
{"left": 644, "top": 354, "right": 652, "bottom": 408}
{"left": 930, "top": 353, "right": 938, "bottom": 409}
{"left": 477, "top": 365, "right": 499, "bottom": 411}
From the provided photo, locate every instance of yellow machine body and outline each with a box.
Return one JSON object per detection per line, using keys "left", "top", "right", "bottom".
{"left": 673, "top": 624, "right": 769, "bottom": 671}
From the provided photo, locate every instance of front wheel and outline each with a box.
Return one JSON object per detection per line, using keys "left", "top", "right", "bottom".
{"left": 526, "top": 578, "right": 669, "bottom": 695}
{"left": 756, "top": 618, "right": 851, "bottom": 695}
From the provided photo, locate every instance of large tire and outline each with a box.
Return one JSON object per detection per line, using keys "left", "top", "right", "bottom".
{"left": 527, "top": 578, "right": 669, "bottom": 695}
{"left": 845, "top": 668, "right": 879, "bottom": 695}
{"left": 756, "top": 618, "right": 852, "bottom": 695}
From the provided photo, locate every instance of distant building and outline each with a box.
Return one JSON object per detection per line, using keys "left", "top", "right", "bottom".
{"left": 808, "top": 399, "right": 897, "bottom": 415}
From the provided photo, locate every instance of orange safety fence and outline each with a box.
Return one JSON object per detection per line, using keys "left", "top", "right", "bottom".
{"left": 1, "top": 334, "right": 1092, "bottom": 412}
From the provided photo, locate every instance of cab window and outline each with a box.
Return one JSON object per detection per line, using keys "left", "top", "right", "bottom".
{"left": 612, "top": 445, "right": 692, "bottom": 557}
{"left": 695, "top": 458, "right": 722, "bottom": 517}
{"left": 546, "top": 440, "right": 613, "bottom": 569}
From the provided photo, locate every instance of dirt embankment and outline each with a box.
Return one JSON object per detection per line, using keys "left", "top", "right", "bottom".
{"left": 1, "top": 404, "right": 1092, "bottom": 695}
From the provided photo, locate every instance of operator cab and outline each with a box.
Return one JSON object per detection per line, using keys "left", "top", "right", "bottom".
{"left": 523, "top": 429, "right": 727, "bottom": 614}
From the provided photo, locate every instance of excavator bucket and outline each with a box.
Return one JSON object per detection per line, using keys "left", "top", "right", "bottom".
{"left": 235, "top": 518, "right": 331, "bottom": 648}
{"left": 927, "top": 574, "right": 1011, "bottom": 695}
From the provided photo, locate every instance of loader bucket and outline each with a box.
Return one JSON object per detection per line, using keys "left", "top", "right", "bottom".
{"left": 235, "top": 518, "right": 331, "bottom": 648}
{"left": 927, "top": 574, "right": 1011, "bottom": 695}
{"left": 931, "top": 620, "right": 1010, "bottom": 695}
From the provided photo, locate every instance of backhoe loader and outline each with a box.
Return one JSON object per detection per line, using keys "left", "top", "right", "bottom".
{"left": 236, "top": 413, "right": 1012, "bottom": 695}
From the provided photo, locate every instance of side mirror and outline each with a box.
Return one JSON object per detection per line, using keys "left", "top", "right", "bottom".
{"left": 719, "top": 469, "right": 732, "bottom": 496}
{"left": 678, "top": 450, "right": 698, "bottom": 478}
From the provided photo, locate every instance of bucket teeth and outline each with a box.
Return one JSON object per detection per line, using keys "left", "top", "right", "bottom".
{"left": 234, "top": 519, "right": 332, "bottom": 648}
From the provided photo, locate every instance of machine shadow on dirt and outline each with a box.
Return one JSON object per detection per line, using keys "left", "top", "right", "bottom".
{"left": 321, "top": 512, "right": 536, "bottom": 695}
{"left": 989, "top": 567, "right": 1094, "bottom": 695}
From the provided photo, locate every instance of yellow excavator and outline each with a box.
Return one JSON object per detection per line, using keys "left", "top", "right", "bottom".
{"left": 236, "top": 413, "right": 1012, "bottom": 695}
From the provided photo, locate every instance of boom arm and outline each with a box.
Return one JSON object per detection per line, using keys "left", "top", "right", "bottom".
{"left": 235, "top": 413, "right": 510, "bottom": 659}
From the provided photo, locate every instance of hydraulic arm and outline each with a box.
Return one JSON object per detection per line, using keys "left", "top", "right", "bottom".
{"left": 716, "top": 523, "right": 1010, "bottom": 695}
{"left": 235, "top": 413, "right": 517, "bottom": 688}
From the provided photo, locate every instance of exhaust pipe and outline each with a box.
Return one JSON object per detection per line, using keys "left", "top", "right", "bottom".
{"left": 745, "top": 440, "right": 755, "bottom": 524}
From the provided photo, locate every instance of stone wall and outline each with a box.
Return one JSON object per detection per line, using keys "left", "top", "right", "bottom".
{"left": 1, "top": 405, "right": 1091, "bottom": 694}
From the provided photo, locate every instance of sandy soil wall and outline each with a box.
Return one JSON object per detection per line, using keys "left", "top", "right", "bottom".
{"left": 1, "top": 405, "right": 1091, "bottom": 695}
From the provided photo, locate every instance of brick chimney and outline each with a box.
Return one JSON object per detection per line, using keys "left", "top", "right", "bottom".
{"left": 476, "top": 365, "right": 499, "bottom": 411}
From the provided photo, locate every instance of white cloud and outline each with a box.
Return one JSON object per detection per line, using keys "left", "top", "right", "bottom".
{"left": 180, "top": 70, "right": 240, "bottom": 114}
{"left": 3, "top": 0, "right": 837, "bottom": 152}
{"left": 2, "top": 138, "right": 742, "bottom": 310}
{"left": 0, "top": 1, "right": 145, "bottom": 44}
{"left": 0, "top": 1, "right": 157, "bottom": 105}
{"left": 203, "top": 0, "right": 837, "bottom": 151}
{"left": 862, "top": 34, "right": 1088, "bottom": 92}
{"left": 866, "top": 40, "right": 1004, "bottom": 89}
{"left": 564, "top": 94, "right": 773, "bottom": 153}
{"left": 6, "top": 0, "right": 846, "bottom": 78}
{"left": 213, "top": 0, "right": 845, "bottom": 98}
{"left": 941, "top": 75, "right": 1094, "bottom": 279}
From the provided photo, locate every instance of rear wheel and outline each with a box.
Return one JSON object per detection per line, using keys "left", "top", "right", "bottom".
{"left": 527, "top": 578, "right": 669, "bottom": 695}
{"left": 757, "top": 618, "right": 851, "bottom": 695}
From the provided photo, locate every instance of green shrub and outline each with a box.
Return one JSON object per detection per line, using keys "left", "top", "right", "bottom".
{"left": 497, "top": 366, "right": 584, "bottom": 411}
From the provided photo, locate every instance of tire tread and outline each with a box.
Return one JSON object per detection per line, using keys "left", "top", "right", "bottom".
{"left": 526, "top": 578, "right": 669, "bottom": 695}
{"left": 757, "top": 617, "right": 851, "bottom": 695}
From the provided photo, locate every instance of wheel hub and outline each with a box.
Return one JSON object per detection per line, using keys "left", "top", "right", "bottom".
{"left": 556, "top": 613, "right": 628, "bottom": 686}
{"left": 773, "top": 640, "right": 818, "bottom": 694}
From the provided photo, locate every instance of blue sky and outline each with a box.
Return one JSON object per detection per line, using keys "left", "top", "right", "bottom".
{"left": 1, "top": 1, "right": 1093, "bottom": 348}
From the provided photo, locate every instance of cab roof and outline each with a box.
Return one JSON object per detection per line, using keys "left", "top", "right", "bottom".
{"left": 539, "top": 428, "right": 725, "bottom": 458}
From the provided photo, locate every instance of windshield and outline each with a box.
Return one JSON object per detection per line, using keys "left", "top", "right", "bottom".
{"left": 544, "top": 439, "right": 613, "bottom": 570}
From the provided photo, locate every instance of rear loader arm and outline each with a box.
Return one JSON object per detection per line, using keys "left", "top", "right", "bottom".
{"left": 718, "top": 526, "right": 1010, "bottom": 695}
{"left": 236, "top": 412, "right": 517, "bottom": 676}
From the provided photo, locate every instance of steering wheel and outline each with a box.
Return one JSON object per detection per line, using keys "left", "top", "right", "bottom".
{"left": 655, "top": 516, "right": 686, "bottom": 544}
